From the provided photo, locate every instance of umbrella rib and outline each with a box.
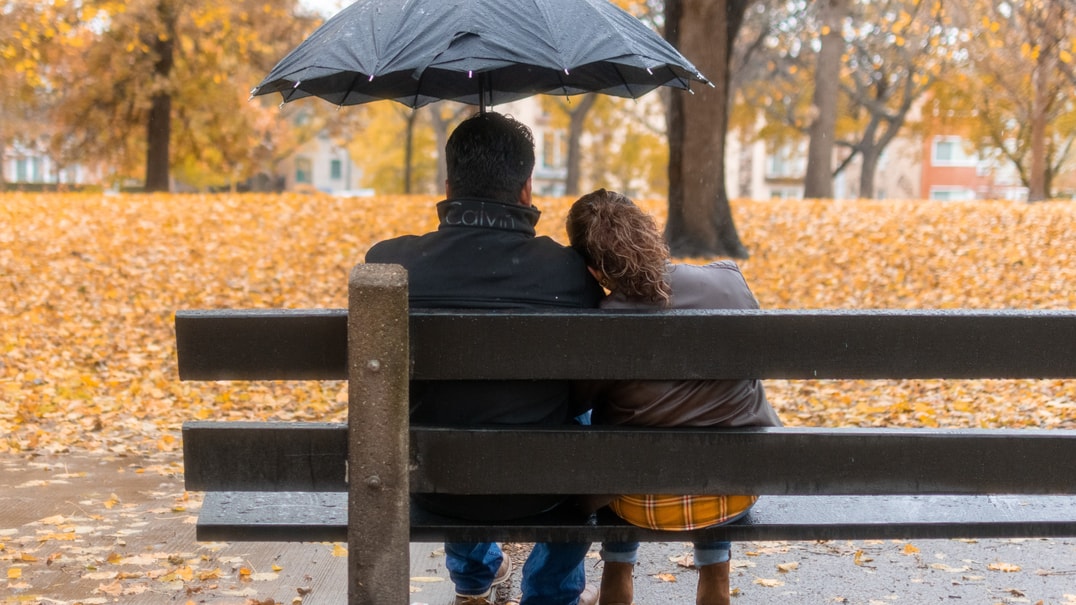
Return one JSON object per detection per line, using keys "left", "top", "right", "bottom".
{"left": 339, "top": 72, "right": 363, "bottom": 106}
{"left": 611, "top": 63, "right": 635, "bottom": 98}
{"left": 283, "top": 80, "right": 303, "bottom": 105}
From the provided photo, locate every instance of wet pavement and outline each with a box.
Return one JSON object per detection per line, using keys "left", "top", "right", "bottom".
{"left": 2, "top": 454, "right": 1075, "bottom": 604}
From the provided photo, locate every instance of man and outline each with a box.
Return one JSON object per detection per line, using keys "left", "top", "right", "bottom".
{"left": 365, "top": 112, "right": 603, "bottom": 605}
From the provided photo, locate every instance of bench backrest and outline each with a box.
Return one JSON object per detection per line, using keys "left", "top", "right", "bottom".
{"left": 177, "top": 263, "right": 1076, "bottom": 497}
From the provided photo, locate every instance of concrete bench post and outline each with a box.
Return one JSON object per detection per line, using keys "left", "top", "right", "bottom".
{"left": 347, "top": 263, "right": 410, "bottom": 604}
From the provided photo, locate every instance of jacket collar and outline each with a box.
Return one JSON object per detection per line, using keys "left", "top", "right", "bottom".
{"left": 436, "top": 197, "right": 541, "bottom": 235}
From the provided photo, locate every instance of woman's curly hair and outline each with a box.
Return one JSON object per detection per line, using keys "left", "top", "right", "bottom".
{"left": 566, "top": 189, "right": 671, "bottom": 306}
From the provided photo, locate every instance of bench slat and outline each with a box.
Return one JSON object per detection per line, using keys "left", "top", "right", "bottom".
{"left": 176, "top": 309, "right": 347, "bottom": 380}
{"left": 195, "top": 492, "right": 1076, "bottom": 543}
{"left": 183, "top": 422, "right": 1076, "bottom": 495}
{"left": 182, "top": 422, "right": 346, "bottom": 491}
{"left": 175, "top": 309, "right": 1076, "bottom": 381}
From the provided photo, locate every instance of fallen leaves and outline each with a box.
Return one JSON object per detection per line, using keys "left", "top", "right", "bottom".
{"left": 2, "top": 194, "right": 1072, "bottom": 457}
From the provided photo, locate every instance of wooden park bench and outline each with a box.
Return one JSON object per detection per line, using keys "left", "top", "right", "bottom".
{"left": 176, "top": 263, "right": 1076, "bottom": 604}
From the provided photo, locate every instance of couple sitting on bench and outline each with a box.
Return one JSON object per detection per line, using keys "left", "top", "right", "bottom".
{"left": 365, "top": 112, "right": 780, "bottom": 605}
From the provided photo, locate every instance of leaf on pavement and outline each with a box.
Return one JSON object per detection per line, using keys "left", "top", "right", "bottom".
{"left": 754, "top": 577, "right": 785, "bottom": 587}
{"left": 654, "top": 572, "right": 677, "bottom": 582}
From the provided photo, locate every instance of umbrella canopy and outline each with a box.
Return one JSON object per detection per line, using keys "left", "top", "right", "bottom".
{"left": 252, "top": 0, "right": 710, "bottom": 109}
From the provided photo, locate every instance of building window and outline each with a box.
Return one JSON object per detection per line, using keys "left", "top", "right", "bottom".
{"left": 769, "top": 187, "right": 802, "bottom": 200}
{"left": 929, "top": 186, "right": 975, "bottom": 201}
{"left": 931, "top": 137, "right": 978, "bottom": 167}
{"left": 540, "top": 130, "right": 565, "bottom": 169}
{"left": 765, "top": 142, "right": 807, "bottom": 179}
{"left": 295, "top": 157, "right": 312, "bottom": 183}
{"left": 330, "top": 159, "right": 342, "bottom": 180}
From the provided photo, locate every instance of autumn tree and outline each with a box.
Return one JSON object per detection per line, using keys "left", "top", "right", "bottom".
{"left": 542, "top": 94, "right": 600, "bottom": 196}
{"left": 737, "top": 0, "right": 950, "bottom": 199}
{"left": 838, "top": 1, "right": 949, "bottom": 198}
{"left": 945, "top": 0, "right": 1076, "bottom": 200}
{"left": 346, "top": 103, "right": 439, "bottom": 195}
{"left": 428, "top": 103, "right": 471, "bottom": 189}
{"left": 665, "top": 0, "right": 752, "bottom": 259}
{"left": 802, "top": 0, "right": 849, "bottom": 199}
{"left": 1, "top": 2, "right": 84, "bottom": 186}
{"left": 20, "top": 0, "right": 319, "bottom": 191}
{"left": 583, "top": 98, "right": 669, "bottom": 198}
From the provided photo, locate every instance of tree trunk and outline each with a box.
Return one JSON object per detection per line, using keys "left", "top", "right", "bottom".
{"left": 431, "top": 108, "right": 450, "bottom": 190}
{"left": 665, "top": 0, "right": 750, "bottom": 259}
{"left": 803, "top": 0, "right": 847, "bottom": 199}
{"left": 564, "top": 94, "right": 597, "bottom": 196}
{"left": 403, "top": 110, "right": 417, "bottom": 194}
{"left": 859, "top": 147, "right": 880, "bottom": 199}
{"left": 1027, "top": 3, "right": 1060, "bottom": 201}
{"left": 144, "top": 0, "right": 176, "bottom": 192}
{"left": 429, "top": 103, "right": 469, "bottom": 191}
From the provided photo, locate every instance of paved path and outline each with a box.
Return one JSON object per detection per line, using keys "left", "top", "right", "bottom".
{"left": 2, "top": 454, "right": 1075, "bottom": 604}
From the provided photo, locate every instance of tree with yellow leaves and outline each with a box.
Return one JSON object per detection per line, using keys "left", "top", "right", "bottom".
{"left": 735, "top": 0, "right": 952, "bottom": 200}
{"left": 8, "top": 0, "right": 320, "bottom": 191}
{"left": 942, "top": 0, "right": 1076, "bottom": 200}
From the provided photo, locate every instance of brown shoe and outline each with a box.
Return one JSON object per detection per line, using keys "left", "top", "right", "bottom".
{"left": 598, "top": 561, "right": 633, "bottom": 605}
{"left": 453, "top": 553, "right": 512, "bottom": 605}
{"left": 696, "top": 561, "right": 731, "bottom": 605}
{"left": 492, "top": 552, "right": 512, "bottom": 586}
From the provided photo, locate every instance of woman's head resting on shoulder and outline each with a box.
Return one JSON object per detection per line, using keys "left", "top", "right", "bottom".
{"left": 566, "top": 189, "right": 671, "bottom": 305}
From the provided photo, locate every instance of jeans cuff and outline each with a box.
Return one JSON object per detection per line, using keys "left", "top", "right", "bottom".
{"left": 455, "top": 588, "right": 492, "bottom": 598}
{"left": 694, "top": 548, "right": 731, "bottom": 567}
{"left": 599, "top": 548, "right": 638, "bottom": 564}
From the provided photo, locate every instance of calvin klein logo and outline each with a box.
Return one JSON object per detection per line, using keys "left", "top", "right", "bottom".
{"left": 443, "top": 202, "right": 517, "bottom": 229}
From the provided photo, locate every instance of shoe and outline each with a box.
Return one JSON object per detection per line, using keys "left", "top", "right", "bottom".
{"left": 598, "top": 561, "right": 633, "bottom": 604}
{"left": 578, "top": 583, "right": 600, "bottom": 605}
{"left": 696, "top": 561, "right": 731, "bottom": 605}
{"left": 453, "top": 554, "right": 512, "bottom": 605}
{"left": 492, "top": 552, "right": 512, "bottom": 585}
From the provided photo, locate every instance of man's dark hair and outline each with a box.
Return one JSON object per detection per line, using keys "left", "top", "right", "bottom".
{"left": 445, "top": 112, "right": 535, "bottom": 204}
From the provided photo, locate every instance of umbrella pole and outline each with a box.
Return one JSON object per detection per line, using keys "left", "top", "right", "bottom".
{"left": 479, "top": 72, "right": 489, "bottom": 114}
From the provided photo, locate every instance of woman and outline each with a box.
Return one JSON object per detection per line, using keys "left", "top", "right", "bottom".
{"left": 566, "top": 189, "right": 782, "bottom": 605}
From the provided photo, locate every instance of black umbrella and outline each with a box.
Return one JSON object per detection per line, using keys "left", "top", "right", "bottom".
{"left": 252, "top": 0, "right": 710, "bottom": 110}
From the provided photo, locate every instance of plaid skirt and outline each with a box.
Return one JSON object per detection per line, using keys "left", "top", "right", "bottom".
{"left": 609, "top": 494, "right": 758, "bottom": 531}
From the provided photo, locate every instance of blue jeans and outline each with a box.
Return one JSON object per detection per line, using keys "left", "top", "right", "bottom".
{"left": 446, "top": 541, "right": 591, "bottom": 604}
{"left": 601, "top": 539, "right": 731, "bottom": 566}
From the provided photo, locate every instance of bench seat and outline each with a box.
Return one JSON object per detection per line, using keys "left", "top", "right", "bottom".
{"left": 196, "top": 492, "right": 1076, "bottom": 543}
